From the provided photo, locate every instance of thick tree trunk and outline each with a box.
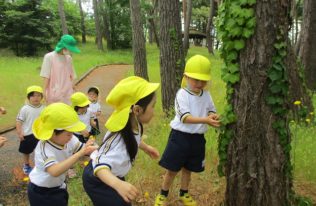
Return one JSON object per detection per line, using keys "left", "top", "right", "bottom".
{"left": 58, "top": 0, "right": 68, "bottom": 34}
{"left": 99, "top": 0, "right": 113, "bottom": 50}
{"left": 78, "top": 0, "right": 86, "bottom": 44}
{"left": 206, "top": 0, "right": 216, "bottom": 54}
{"left": 130, "top": 0, "right": 149, "bottom": 80}
{"left": 148, "top": 0, "right": 159, "bottom": 47}
{"left": 225, "top": 1, "right": 292, "bottom": 205}
{"left": 159, "top": 0, "right": 184, "bottom": 114}
{"left": 93, "top": 0, "right": 103, "bottom": 50}
{"left": 183, "top": 0, "right": 192, "bottom": 57}
{"left": 297, "top": 0, "right": 316, "bottom": 90}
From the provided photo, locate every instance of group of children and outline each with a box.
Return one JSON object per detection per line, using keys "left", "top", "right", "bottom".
{"left": 5, "top": 54, "right": 220, "bottom": 206}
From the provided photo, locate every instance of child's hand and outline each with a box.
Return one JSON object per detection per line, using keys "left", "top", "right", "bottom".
{"left": 91, "top": 121, "right": 97, "bottom": 128}
{"left": 115, "top": 181, "right": 139, "bottom": 203}
{"left": 81, "top": 130, "right": 90, "bottom": 137}
{"left": 0, "top": 136, "right": 7, "bottom": 148}
{"left": 145, "top": 145, "right": 160, "bottom": 159}
{"left": 207, "top": 113, "right": 221, "bottom": 127}
{"left": 81, "top": 139, "right": 98, "bottom": 156}
{"left": 0, "top": 107, "right": 6, "bottom": 115}
{"left": 18, "top": 133, "right": 25, "bottom": 141}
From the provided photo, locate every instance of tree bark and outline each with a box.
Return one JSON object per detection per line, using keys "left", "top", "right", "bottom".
{"left": 130, "top": 0, "right": 149, "bottom": 80}
{"left": 225, "top": 0, "right": 292, "bottom": 205}
{"left": 58, "top": 0, "right": 68, "bottom": 34}
{"left": 78, "top": 0, "right": 86, "bottom": 44}
{"left": 93, "top": 0, "right": 103, "bottom": 50}
{"left": 99, "top": 0, "right": 113, "bottom": 50}
{"left": 206, "top": 0, "right": 217, "bottom": 54}
{"left": 159, "top": 0, "right": 184, "bottom": 114}
{"left": 148, "top": 0, "right": 159, "bottom": 47}
{"left": 297, "top": 0, "right": 316, "bottom": 90}
{"left": 183, "top": 0, "right": 192, "bottom": 57}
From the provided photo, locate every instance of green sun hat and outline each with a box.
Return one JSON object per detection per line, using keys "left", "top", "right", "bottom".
{"left": 55, "top": 34, "right": 80, "bottom": 53}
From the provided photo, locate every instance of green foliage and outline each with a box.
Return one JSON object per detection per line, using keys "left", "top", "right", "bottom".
{"left": 216, "top": 0, "right": 256, "bottom": 176}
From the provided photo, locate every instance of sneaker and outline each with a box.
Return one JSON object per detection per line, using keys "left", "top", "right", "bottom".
{"left": 154, "top": 194, "right": 167, "bottom": 206}
{"left": 23, "top": 164, "right": 32, "bottom": 175}
{"left": 179, "top": 193, "right": 197, "bottom": 206}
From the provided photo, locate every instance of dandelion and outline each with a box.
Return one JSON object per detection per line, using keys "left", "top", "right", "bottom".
{"left": 144, "top": 191, "right": 149, "bottom": 198}
{"left": 305, "top": 118, "right": 311, "bottom": 123}
{"left": 23, "top": 177, "right": 29, "bottom": 182}
{"left": 294, "top": 100, "right": 301, "bottom": 105}
{"left": 83, "top": 161, "right": 89, "bottom": 166}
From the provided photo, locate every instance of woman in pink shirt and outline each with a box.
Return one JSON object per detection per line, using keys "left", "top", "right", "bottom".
{"left": 40, "top": 35, "right": 80, "bottom": 105}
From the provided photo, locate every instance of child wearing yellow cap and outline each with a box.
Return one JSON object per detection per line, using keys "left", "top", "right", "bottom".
{"left": 87, "top": 86, "right": 102, "bottom": 135}
{"left": 70, "top": 92, "right": 97, "bottom": 143}
{"left": 83, "top": 76, "right": 160, "bottom": 206}
{"left": 16, "top": 85, "right": 45, "bottom": 175}
{"left": 27, "top": 103, "right": 98, "bottom": 206}
{"left": 155, "top": 55, "right": 220, "bottom": 206}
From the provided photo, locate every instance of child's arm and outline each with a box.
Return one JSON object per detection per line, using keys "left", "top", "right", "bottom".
{"left": 46, "top": 139, "right": 97, "bottom": 177}
{"left": 139, "top": 141, "right": 160, "bottom": 159}
{"left": 96, "top": 168, "right": 139, "bottom": 203}
{"left": 184, "top": 114, "right": 220, "bottom": 127}
{"left": 16, "top": 121, "right": 24, "bottom": 141}
{"left": 0, "top": 136, "right": 7, "bottom": 148}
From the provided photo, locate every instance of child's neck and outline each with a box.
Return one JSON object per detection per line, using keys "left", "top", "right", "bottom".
{"left": 185, "top": 87, "right": 202, "bottom": 95}
{"left": 29, "top": 102, "right": 41, "bottom": 107}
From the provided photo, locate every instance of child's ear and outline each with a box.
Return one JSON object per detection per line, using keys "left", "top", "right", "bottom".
{"left": 132, "top": 105, "right": 142, "bottom": 115}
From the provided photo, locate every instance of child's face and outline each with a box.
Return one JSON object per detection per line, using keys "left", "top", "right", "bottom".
{"left": 77, "top": 105, "right": 88, "bottom": 114}
{"left": 51, "top": 131, "right": 73, "bottom": 146}
{"left": 186, "top": 76, "right": 207, "bottom": 93}
{"left": 136, "top": 94, "right": 157, "bottom": 124}
{"left": 88, "top": 92, "right": 98, "bottom": 102}
{"left": 29, "top": 92, "right": 43, "bottom": 106}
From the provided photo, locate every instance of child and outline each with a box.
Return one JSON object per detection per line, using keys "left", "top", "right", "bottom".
{"left": 16, "top": 85, "right": 45, "bottom": 175}
{"left": 83, "top": 76, "right": 160, "bottom": 206}
{"left": 70, "top": 92, "right": 96, "bottom": 143}
{"left": 154, "top": 55, "right": 220, "bottom": 206}
{"left": 87, "top": 86, "right": 101, "bottom": 135}
{"left": 27, "top": 103, "right": 98, "bottom": 206}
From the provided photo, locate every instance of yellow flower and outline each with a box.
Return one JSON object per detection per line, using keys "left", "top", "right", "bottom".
{"left": 306, "top": 119, "right": 311, "bottom": 123}
{"left": 310, "top": 112, "right": 314, "bottom": 115}
{"left": 23, "top": 177, "right": 30, "bottom": 182}
{"left": 294, "top": 100, "right": 301, "bottom": 105}
{"left": 144, "top": 192, "right": 149, "bottom": 198}
{"left": 83, "top": 161, "right": 89, "bottom": 166}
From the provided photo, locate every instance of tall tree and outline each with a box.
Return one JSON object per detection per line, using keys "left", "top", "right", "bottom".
{"left": 58, "top": 0, "right": 68, "bottom": 34}
{"left": 78, "top": 0, "right": 86, "bottom": 43}
{"left": 297, "top": 0, "right": 316, "bottom": 90}
{"left": 93, "top": 0, "right": 103, "bottom": 50}
{"left": 183, "top": 0, "right": 192, "bottom": 57}
{"left": 206, "top": 0, "right": 217, "bottom": 54}
{"left": 147, "top": 0, "right": 159, "bottom": 47}
{"left": 99, "top": 0, "right": 112, "bottom": 50}
{"left": 159, "top": 0, "right": 184, "bottom": 113}
{"left": 217, "top": 0, "right": 299, "bottom": 205}
{"left": 130, "top": 0, "right": 149, "bottom": 80}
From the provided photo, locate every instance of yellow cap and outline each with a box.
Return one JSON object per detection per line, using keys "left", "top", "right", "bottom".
{"left": 26, "top": 85, "right": 43, "bottom": 95}
{"left": 181, "top": 55, "right": 211, "bottom": 88}
{"left": 32, "top": 103, "right": 86, "bottom": 140}
{"left": 105, "top": 76, "right": 159, "bottom": 132}
{"left": 70, "top": 92, "right": 91, "bottom": 107}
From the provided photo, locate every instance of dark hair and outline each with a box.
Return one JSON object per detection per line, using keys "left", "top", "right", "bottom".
{"left": 121, "top": 92, "right": 155, "bottom": 162}
{"left": 53, "top": 129, "right": 65, "bottom": 136}
{"left": 88, "top": 87, "right": 99, "bottom": 96}
{"left": 27, "top": 92, "right": 43, "bottom": 99}
{"left": 74, "top": 105, "right": 89, "bottom": 112}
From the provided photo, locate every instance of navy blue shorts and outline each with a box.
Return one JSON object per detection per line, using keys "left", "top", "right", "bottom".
{"left": 19, "top": 134, "right": 38, "bottom": 154}
{"left": 82, "top": 161, "right": 131, "bottom": 206}
{"left": 90, "top": 119, "right": 100, "bottom": 136}
{"left": 159, "top": 129, "right": 206, "bottom": 172}
{"left": 28, "top": 182, "right": 68, "bottom": 206}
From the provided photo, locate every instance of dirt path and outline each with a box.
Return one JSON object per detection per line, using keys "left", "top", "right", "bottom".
{"left": 0, "top": 64, "right": 131, "bottom": 205}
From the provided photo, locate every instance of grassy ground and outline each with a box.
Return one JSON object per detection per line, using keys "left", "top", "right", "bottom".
{"left": 0, "top": 39, "right": 315, "bottom": 205}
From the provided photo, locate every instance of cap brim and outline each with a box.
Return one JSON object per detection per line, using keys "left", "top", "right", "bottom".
{"left": 32, "top": 117, "right": 86, "bottom": 140}
{"left": 181, "top": 73, "right": 211, "bottom": 88}
{"left": 76, "top": 99, "right": 91, "bottom": 107}
{"left": 66, "top": 45, "right": 80, "bottom": 53}
{"left": 105, "top": 106, "right": 130, "bottom": 132}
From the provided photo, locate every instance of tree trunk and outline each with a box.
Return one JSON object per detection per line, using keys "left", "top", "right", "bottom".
{"left": 225, "top": 0, "right": 292, "bottom": 205}
{"left": 159, "top": 0, "right": 184, "bottom": 114}
{"left": 99, "top": 0, "right": 113, "bottom": 50}
{"left": 58, "top": 0, "right": 68, "bottom": 34}
{"left": 206, "top": 0, "right": 216, "bottom": 54}
{"left": 130, "top": 0, "right": 149, "bottom": 80}
{"left": 183, "top": 0, "right": 192, "bottom": 57}
{"left": 78, "top": 0, "right": 86, "bottom": 44}
{"left": 93, "top": 0, "right": 103, "bottom": 50}
{"left": 148, "top": 0, "right": 159, "bottom": 47}
{"left": 297, "top": 0, "right": 316, "bottom": 90}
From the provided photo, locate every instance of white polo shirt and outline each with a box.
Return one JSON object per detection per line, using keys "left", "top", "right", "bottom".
{"left": 16, "top": 104, "right": 45, "bottom": 136}
{"left": 91, "top": 131, "right": 141, "bottom": 178}
{"left": 170, "top": 88, "right": 216, "bottom": 134}
{"left": 29, "top": 136, "right": 83, "bottom": 188}
{"left": 88, "top": 101, "right": 101, "bottom": 119}
{"left": 77, "top": 110, "right": 94, "bottom": 132}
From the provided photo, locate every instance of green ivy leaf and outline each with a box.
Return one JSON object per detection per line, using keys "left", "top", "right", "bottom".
{"left": 272, "top": 64, "right": 283, "bottom": 71}
{"left": 227, "top": 63, "right": 239, "bottom": 73}
{"left": 268, "top": 70, "right": 282, "bottom": 81}
{"left": 243, "top": 8, "right": 255, "bottom": 18}
{"left": 247, "top": 0, "right": 256, "bottom": 5}
{"left": 227, "top": 50, "right": 238, "bottom": 61}
{"left": 223, "top": 73, "right": 240, "bottom": 84}
{"left": 234, "top": 39, "right": 245, "bottom": 50}
{"left": 246, "top": 17, "right": 256, "bottom": 28}
{"left": 229, "top": 26, "right": 243, "bottom": 37}
{"left": 242, "top": 28, "right": 254, "bottom": 38}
